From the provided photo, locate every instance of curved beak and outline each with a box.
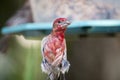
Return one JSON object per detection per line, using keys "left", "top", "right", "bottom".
{"left": 62, "top": 20, "right": 71, "bottom": 27}
{"left": 66, "top": 20, "right": 71, "bottom": 25}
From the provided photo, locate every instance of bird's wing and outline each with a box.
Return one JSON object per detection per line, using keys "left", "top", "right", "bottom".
{"left": 41, "top": 36, "right": 52, "bottom": 74}
{"left": 61, "top": 39, "right": 70, "bottom": 74}
{"left": 41, "top": 36, "right": 48, "bottom": 60}
{"left": 63, "top": 39, "right": 67, "bottom": 60}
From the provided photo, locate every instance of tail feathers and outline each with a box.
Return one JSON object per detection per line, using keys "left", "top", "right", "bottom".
{"left": 41, "top": 59, "right": 69, "bottom": 80}
{"left": 58, "top": 73, "right": 66, "bottom": 80}
{"left": 49, "top": 72, "right": 60, "bottom": 80}
{"left": 49, "top": 72, "right": 66, "bottom": 80}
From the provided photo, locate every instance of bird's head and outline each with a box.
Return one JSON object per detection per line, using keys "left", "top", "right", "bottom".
{"left": 52, "top": 18, "right": 71, "bottom": 32}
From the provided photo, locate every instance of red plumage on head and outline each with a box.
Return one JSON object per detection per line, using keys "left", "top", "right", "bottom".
{"left": 52, "top": 18, "right": 70, "bottom": 32}
{"left": 53, "top": 18, "right": 67, "bottom": 25}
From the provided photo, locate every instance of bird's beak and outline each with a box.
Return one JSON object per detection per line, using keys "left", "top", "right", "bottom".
{"left": 62, "top": 20, "right": 71, "bottom": 27}
{"left": 66, "top": 20, "right": 71, "bottom": 25}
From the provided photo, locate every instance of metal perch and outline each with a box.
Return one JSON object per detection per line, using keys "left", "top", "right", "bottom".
{"left": 1, "top": 20, "right": 120, "bottom": 35}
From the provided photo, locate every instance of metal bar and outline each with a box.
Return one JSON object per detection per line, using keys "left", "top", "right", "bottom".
{"left": 1, "top": 20, "right": 120, "bottom": 35}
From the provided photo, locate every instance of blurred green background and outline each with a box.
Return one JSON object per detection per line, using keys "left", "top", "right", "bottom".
{"left": 0, "top": 35, "right": 42, "bottom": 80}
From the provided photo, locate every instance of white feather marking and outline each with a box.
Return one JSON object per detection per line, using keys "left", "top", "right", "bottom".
{"left": 52, "top": 54, "right": 63, "bottom": 66}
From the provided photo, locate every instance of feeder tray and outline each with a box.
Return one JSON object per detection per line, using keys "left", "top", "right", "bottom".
{"left": 1, "top": 20, "right": 120, "bottom": 37}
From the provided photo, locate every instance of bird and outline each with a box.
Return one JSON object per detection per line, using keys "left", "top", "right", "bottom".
{"left": 41, "top": 18, "right": 71, "bottom": 80}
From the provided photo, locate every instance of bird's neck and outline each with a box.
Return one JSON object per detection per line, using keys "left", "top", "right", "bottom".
{"left": 52, "top": 31, "right": 65, "bottom": 41}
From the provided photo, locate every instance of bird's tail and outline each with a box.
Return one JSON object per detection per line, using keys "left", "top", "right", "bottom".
{"left": 49, "top": 72, "right": 65, "bottom": 80}
{"left": 58, "top": 73, "right": 65, "bottom": 80}
{"left": 49, "top": 72, "right": 60, "bottom": 80}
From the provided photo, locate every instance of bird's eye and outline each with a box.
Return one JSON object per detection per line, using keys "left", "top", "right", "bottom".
{"left": 58, "top": 21, "right": 61, "bottom": 23}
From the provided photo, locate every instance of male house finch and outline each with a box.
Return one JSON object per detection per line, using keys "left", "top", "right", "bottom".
{"left": 41, "top": 18, "right": 71, "bottom": 80}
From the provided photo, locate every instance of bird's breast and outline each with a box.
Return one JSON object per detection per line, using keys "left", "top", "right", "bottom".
{"left": 44, "top": 37, "right": 65, "bottom": 64}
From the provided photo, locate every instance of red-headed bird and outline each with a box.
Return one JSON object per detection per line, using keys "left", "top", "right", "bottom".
{"left": 41, "top": 18, "right": 71, "bottom": 80}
